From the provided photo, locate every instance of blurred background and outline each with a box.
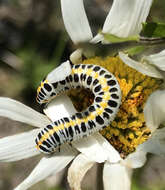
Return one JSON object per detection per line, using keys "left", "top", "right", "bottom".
{"left": 0, "top": 0, "right": 165, "bottom": 189}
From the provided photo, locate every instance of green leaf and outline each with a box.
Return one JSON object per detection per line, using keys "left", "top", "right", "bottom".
{"left": 125, "top": 46, "right": 146, "bottom": 56}
{"left": 141, "top": 22, "right": 165, "bottom": 37}
{"left": 101, "top": 33, "right": 139, "bottom": 43}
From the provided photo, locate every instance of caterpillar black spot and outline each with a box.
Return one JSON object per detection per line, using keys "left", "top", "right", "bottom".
{"left": 35, "top": 63, "right": 121, "bottom": 154}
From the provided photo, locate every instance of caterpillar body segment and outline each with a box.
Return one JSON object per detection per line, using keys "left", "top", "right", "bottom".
{"left": 36, "top": 63, "right": 121, "bottom": 154}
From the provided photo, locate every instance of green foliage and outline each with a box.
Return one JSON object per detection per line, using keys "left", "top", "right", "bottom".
{"left": 16, "top": 32, "right": 68, "bottom": 92}
{"left": 125, "top": 46, "right": 146, "bottom": 56}
{"left": 17, "top": 48, "right": 57, "bottom": 89}
{"left": 141, "top": 22, "right": 165, "bottom": 37}
{"left": 101, "top": 32, "right": 139, "bottom": 43}
{"left": 132, "top": 180, "right": 149, "bottom": 190}
{"left": 48, "top": 187, "right": 64, "bottom": 190}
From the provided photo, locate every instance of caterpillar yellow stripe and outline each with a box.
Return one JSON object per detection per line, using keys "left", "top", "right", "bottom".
{"left": 35, "top": 63, "right": 121, "bottom": 154}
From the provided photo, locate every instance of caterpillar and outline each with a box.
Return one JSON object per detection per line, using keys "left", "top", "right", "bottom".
{"left": 35, "top": 62, "right": 121, "bottom": 154}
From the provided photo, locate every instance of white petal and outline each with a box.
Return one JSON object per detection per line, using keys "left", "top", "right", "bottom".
{"left": 103, "top": 162, "right": 132, "bottom": 190}
{"left": 72, "top": 133, "right": 108, "bottom": 163}
{"left": 119, "top": 52, "right": 163, "bottom": 78}
{"left": 61, "top": 0, "right": 93, "bottom": 44}
{"left": 144, "top": 90, "right": 165, "bottom": 132}
{"left": 68, "top": 153, "right": 95, "bottom": 190}
{"left": 44, "top": 94, "right": 77, "bottom": 121}
{"left": 0, "top": 98, "right": 50, "bottom": 128}
{"left": 14, "top": 144, "right": 78, "bottom": 190}
{"left": 140, "top": 128, "right": 165, "bottom": 156}
{"left": 70, "top": 49, "right": 83, "bottom": 64}
{"left": 123, "top": 148, "right": 147, "bottom": 168}
{"left": 47, "top": 61, "right": 72, "bottom": 83}
{"left": 102, "top": 0, "right": 153, "bottom": 37}
{"left": 73, "top": 133, "right": 121, "bottom": 163}
{"left": 93, "top": 133, "right": 121, "bottom": 163}
{"left": 45, "top": 97, "right": 120, "bottom": 163}
{"left": 143, "top": 49, "right": 165, "bottom": 71}
{"left": 91, "top": 33, "right": 104, "bottom": 44}
{"left": 0, "top": 129, "right": 40, "bottom": 162}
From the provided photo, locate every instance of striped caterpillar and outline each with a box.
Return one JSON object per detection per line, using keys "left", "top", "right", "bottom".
{"left": 35, "top": 62, "right": 121, "bottom": 154}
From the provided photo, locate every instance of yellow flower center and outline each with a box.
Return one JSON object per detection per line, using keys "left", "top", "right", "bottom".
{"left": 68, "top": 56, "right": 162, "bottom": 157}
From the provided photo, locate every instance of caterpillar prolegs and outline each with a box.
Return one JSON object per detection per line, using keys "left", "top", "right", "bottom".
{"left": 35, "top": 62, "right": 121, "bottom": 154}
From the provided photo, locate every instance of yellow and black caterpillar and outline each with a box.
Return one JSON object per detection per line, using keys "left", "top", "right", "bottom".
{"left": 35, "top": 63, "right": 121, "bottom": 154}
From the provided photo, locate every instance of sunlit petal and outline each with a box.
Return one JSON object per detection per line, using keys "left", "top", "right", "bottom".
{"left": 0, "top": 98, "right": 50, "bottom": 128}
{"left": 73, "top": 133, "right": 108, "bottom": 163}
{"left": 0, "top": 129, "right": 40, "bottom": 162}
{"left": 72, "top": 133, "right": 120, "bottom": 163}
{"left": 68, "top": 153, "right": 95, "bottom": 190}
{"left": 143, "top": 49, "right": 165, "bottom": 71}
{"left": 44, "top": 94, "right": 77, "bottom": 121}
{"left": 102, "top": 0, "right": 152, "bottom": 37}
{"left": 144, "top": 90, "right": 165, "bottom": 132}
{"left": 14, "top": 145, "right": 78, "bottom": 190}
{"left": 103, "top": 162, "right": 132, "bottom": 190}
{"left": 123, "top": 147, "right": 147, "bottom": 168}
{"left": 119, "top": 52, "right": 163, "bottom": 78}
{"left": 93, "top": 133, "right": 121, "bottom": 163}
{"left": 61, "top": 0, "right": 93, "bottom": 44}
{"left": 140, "top": 128, "right": 165, "bottom": 156}
{"left": 70, "top": 49, "right": 83, "bottom": 64}
{"left": 47, "top": 61, "right": 72, "bottom": 83}
{"left": 90, "top": 33, "right": 103, "bottom": 44}
{"left": 45, "top": 96, "right": 120, "bottom": 163}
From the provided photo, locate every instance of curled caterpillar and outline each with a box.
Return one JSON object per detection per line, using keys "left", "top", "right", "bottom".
{"left": 35, "top": 62, "right": 121, "bottom": 154}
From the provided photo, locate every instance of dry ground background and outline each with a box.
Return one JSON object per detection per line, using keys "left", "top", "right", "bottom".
{"left": 0, "top": 0, "right": 165, "bottom": 190}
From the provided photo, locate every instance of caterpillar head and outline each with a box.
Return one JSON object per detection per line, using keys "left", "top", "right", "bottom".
{"left": 35, "top": 126, "right": 57, "bottom": 154}
{"left": 36, "top": 79, "right": 57, "bottom": 105}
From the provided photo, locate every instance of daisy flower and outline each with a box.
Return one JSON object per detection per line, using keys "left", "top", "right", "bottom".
{"left": 61, "top": 0, "right": 165, "bottom": 188}
{"left": 1, "top": 0, "right": 165, "bottom": 190}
